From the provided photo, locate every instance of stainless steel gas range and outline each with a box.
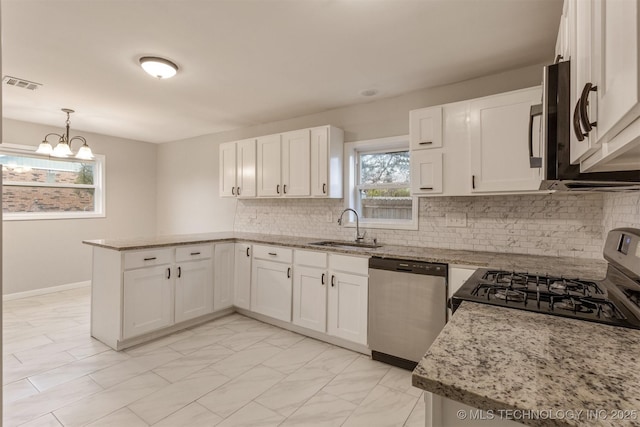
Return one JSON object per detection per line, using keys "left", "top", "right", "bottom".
{"left": 451, "top": 228, "right": 640, "bottom": 329}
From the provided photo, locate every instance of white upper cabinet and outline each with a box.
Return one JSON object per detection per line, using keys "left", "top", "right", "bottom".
{"left": 410, "top": 151, "right": 443, "bottom": 195}
{"left": 219, "top": 142, "right": 237, "bottom": 197}
{"left": 469, "top": 87, "right": 542, "bottom": 193}
{"left": 219, "top": 139, "right": 256, "bottom": 198}
{"left": 567, "top": 0, "right": 640, "bottom": 171}
{"left": 311, "top": 126, "right": 344, "bottom": 198}
{"left": 410, "top": 107, "right": 443, "bottom": 150}
{"left": 257, "top": 134, "right": 282, "bottom": 197}
{"left": 228, "top": 125, "right": 343, "bottom": 199}
{"left": 282, "top": 129, "right": 311, "bottom": 197}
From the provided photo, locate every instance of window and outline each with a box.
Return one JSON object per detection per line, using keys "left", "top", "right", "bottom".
{"left": 345, "top": 136, "right": 417, "bottom": 230}
{"left": 1, "top": 144, "right": 105, "bottom": 220}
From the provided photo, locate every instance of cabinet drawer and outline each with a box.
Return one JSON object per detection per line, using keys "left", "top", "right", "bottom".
{"left": 253, "top": 245, "right": 293, "bottom": 263}
{"left": 295, "top": 250, "right": 327, "bottom": 268}
{"left": 330, "top": 254, "right": 369, "bottom": 276}
{"left": 176, "top": 244, "right": 213, "bottom": 262}
{"left": 124, "top": 248, "right": 173, "bottom": 270}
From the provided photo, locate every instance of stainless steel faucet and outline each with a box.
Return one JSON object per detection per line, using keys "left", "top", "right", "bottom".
{"left": 337, "top": 208, "right": 366, "bottom": 242}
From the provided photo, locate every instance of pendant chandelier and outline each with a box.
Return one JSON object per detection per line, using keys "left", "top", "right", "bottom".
{"left": 36, "top": 108, "right": 94, "bottom": 160}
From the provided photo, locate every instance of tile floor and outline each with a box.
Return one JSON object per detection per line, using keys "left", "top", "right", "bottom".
{"left": 3, "top": 286, "right": 425, "bottom": 426}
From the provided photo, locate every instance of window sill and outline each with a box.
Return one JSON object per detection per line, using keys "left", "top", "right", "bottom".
{"left": 3, "top": 212, "right": 106, "bottom": 221}
{"left": 342, "top": 218, "right": 418, "bottom": 231}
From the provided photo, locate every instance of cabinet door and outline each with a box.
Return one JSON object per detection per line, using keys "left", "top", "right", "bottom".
{"left": 327, "top": 271, "right": 368, "bottom": 345}
{"left": 292, "top": 266, "right": 327, "bottom": 333}
{"left": 123, "top": 265, "right": 173, "bottom": 339}
{"left": 219, "top": 142, "right": 237, "bottom": 197}
{"left": 257, "top": 134, "right": 282, "bottom": 197}
{"left": 447, "top": 267, "right": 477, "bottom": 319}
{"left": 310, "top": 127, "right": 329, "bottom": 197}
{"left": 175, "top": 259, "right": 214, "bottom": 323}
{"left": 410, "top": 150, "right": 443, "bottom": 195}
{"left": 282, "top": 129, "right": 311, "bottom": 197}
{"left": 469, "top": 88, "right": 542, "bottom": 193}
{"left": 236, "top": 139, "right": 256, "bottom": 198}
{"left": 591, "top": 0, "right": 640, "bottom": 144}
{"left": 570, "top": 0, "right": 596, "bottom": 163}
{"left": 233, "top": 243, "right": 252, "bottom": 310}
{"left": 251, "top": 259, "right": 292, "bottom": 322}
{"left": 214, "top": 243, "right": 235, "bottom": 311}
{"left": 410, "top": 107, "right": 443, "bottom": 150}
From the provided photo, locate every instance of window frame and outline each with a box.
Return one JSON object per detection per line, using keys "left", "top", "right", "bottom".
{"left": 1, "top": 143, "right": 106, "bottom": 221}
{"left": 344, "top": 135, "right": 418, "bottom": 231}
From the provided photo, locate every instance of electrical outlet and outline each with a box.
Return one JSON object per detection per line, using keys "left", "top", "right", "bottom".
{"left": 326, "top": 211, "right": 333, "bottom": 223}
{"left": 446, "top": 212, "right": 467, "bottom": 227}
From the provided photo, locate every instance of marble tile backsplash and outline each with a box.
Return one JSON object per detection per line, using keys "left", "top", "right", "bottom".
{"left": 233, "top": 193, "right": 614, "bottom": 260}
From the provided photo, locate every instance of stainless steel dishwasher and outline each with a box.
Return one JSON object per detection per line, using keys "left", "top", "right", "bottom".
{"left": 368, "top": 257, "right": 447, "bottom": 370}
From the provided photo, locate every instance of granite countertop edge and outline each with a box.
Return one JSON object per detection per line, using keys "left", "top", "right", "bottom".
{"left": 83, "top": 231, "right": 608, "bottom": 279}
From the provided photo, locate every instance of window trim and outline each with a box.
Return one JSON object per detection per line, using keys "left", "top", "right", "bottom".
{"left": 343, "top": 135, "right": 418, "bottom": 231}
{"left": 1, "top": 143, "right": 106, "bottom": 221}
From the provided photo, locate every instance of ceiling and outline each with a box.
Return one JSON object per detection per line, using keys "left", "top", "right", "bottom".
{"left": 1, "top": 0, "right": 562, "bottom": 144}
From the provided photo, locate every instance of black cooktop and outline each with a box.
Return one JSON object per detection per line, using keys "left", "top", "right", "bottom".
{"left": 451, "top": 268, "right": 640, "bottom": 329}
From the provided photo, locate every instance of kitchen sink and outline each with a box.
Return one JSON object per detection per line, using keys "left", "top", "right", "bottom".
{"left": 309, "top": 240, "right": 383, "bottom": 249}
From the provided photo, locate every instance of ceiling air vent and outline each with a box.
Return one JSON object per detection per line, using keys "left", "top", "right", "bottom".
{"left": 2, "top": 75, "right": 42, "bottom": 90}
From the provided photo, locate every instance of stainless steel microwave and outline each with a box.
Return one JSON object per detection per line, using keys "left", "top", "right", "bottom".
{"left": 530, "top": 60, "right": 640, "bottom": 191}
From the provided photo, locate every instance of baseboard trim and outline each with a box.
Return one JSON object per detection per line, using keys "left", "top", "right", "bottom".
{"left": 3, "top": 281, "right": 91, "bottom": 301}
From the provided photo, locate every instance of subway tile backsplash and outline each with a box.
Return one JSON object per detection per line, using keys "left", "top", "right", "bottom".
{"left": 234, "top": 192, "right": 640, "bottom": 260}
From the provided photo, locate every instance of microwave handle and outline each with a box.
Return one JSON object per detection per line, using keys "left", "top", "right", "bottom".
{"left": 529, "top": 104, "right": 543, "bottom": 168}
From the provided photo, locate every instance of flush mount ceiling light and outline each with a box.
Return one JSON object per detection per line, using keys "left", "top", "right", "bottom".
{"left": 359, "top": 89, "right": 379, "bottom": 97}
{"left": 139, "top": 56, "right": 179, "bottom": 79}
{"left": 36, "top": 108, "right": 94, "bottom": 160}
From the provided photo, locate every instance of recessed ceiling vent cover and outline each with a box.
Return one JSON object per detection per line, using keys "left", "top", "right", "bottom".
{"left": 2, "top": 76, "right": 42, "bottom": 90}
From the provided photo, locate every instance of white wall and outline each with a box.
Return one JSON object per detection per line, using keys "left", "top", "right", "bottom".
{"left": 157, "top": 63, "right": 545, "bottom": 234}
{"left": 2, "top": 119, "right": 158, "bottom": 295}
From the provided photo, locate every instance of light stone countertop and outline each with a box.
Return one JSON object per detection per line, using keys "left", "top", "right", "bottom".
{"left": 83, "top": 231, "right": 608, "bottom": 279}
{"left": 412, "top": 302, "right": 640, "bottom": 427}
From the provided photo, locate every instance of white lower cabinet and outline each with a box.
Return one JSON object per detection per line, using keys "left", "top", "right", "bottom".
{"left": 251, "top": 245, "right": 293, "bottom": 322}
{"left": 123, "top": 264, "right": 173, "bottom": 339}
{"left": 233, "top": 243, "right": 252, "bottom": 310}
{"left": 293, "top": 250, "right": 328, "bottom": 333}
{"left": 93, "top": 244, "right": 217, "bottom": 349}
{"left": 327, "top": 254, "right": 369, "bottom": 345}
{"left": 175, "top": 259, "right": 214, "bottom": 323}
{"left": 214, "top": 243, "right": 235, "bottom": 311}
